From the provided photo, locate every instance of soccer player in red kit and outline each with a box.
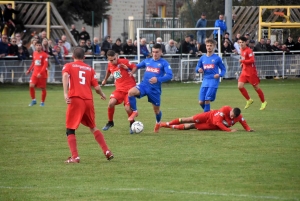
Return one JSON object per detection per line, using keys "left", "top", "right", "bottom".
{"left": 238, "top": 36, "right": 267, "bottom": 110}
{"left": 102, "top": 50, "right": 137, "bottom": 134}
{"left": 160, "top": 105, "right": 254, "bottom": 132}
{"left": 62, "top": 47, "right": 113, "bottom": 163}
{"left": 26, "top": 41, "right": 48, "bottom": 106}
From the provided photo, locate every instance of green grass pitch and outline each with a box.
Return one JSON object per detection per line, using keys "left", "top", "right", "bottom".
{"left": 0, "top": 79, "right": 300, "bottom": 201}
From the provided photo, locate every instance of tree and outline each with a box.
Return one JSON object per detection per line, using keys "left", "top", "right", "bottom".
{"left": 32, "top": 0, "right": 110, "bottom": 26}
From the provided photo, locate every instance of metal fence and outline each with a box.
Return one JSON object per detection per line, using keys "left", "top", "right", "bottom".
{"left": 0, "top": 51, "right": 299, "bottom": 84}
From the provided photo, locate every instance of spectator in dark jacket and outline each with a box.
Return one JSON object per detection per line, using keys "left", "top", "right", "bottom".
{"left": 285, "top": 36, "right": 295, "bottom": 50}
{"left": 3, "top": 3, "right": 26, "bottom": 37}
{"left": 79, "top": 26, "right": 90, "bottom": 41}
{"left": 101, "top": 35, "right": 112, "bottom": 55}
{"left": 179, "top": 35, "right": 192, "bottom": 54}
{"left": 123, "top": 39, "right": 134, "bottom": 55}
{"left": 8, "top": 37, "right": 18, "bottom": 55}
{"left": 254, "top": 38, "right": 267, "bottom": 51}
{"left": 112, "top": 38, "right": 124, "bottom": 55}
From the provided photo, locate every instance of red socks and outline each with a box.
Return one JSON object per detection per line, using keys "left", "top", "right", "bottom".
{"left": 67, "top": 134, "right": 78, "bottom": 158}
{"left": 41, "top": 89, "right": 47, "bottom": 102}
{"left": 172, "top": 124, "right": 185, "bottom": 130}
{"left": 93, "top": 130, "right": 109, "bottom": 154}
{"left": 169, "top": 118, "right": 180, "bottom": 125}
{"left": 239, "top": 87, "right": 250, "bottom": 100}
{"left": 256, "top": 88, "right": 265, "bottom": 102}
{"left": 30, "top": 87, "right": 35, "bottom": 99}
{"left": 108, "top": 107, "right": 115, "bottom": 121}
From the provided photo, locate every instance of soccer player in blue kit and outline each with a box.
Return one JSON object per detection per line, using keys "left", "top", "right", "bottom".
{"left": 195, "top": 38, "right": 226, "bottom": 112}
{"left": 127, "top": 43, "right": 173, "bottom": 133}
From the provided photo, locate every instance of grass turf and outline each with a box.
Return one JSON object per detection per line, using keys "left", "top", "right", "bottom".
{"left": 0, "top": 79, "right": 299, "bottom": 201}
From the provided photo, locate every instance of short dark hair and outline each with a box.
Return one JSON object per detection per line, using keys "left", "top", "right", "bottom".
{"left": 239, "top": 36, "right": 247, "bottom": 42}
{"left": 73, "top": 47, "right": 85, "bottom": 59}
{"left": 233, "top": 108, "right": 241, "bottom": 117}
{"left": 107, "top": 50, "right": 116, "bottom": 57}
{"left": 35, "top": 41, "right": 41, "bottom": 45}
{"left": 152, "top": 43, "right": 162, "bottom": 50}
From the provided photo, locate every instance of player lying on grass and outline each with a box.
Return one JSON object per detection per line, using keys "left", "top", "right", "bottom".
{"left": 160, "top": 105, "right": 254, "bottom": 132}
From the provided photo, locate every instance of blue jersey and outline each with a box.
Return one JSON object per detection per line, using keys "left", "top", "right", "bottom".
{"left": 136, "top": 58, "right": 173, "bottom": 94}
{"left": 195, "top": 54, "right": 226, "bottom": 88}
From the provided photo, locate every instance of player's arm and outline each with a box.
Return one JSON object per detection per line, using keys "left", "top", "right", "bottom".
{"left": 238, "top": 115, "right": 254, "bottom": 132}
{"left": 195, "top": 57, "right": 203, "bottom": 73}
{"left": 157, "top": 62, "right": 173, "bottom": 83}
{"left": 62, "top": 71, "right": 71, "bottom": 104}
{"left": 94, "top": 85, "right": 106, "bottom": 100}
{"left": 218, "top": 57, "right": 226, "bottom": 77}
{"left": 136, "top": 60, "right": 146, "bottom": 69}
{"left": 101, "top": 68, "right": 111, "bottom": 86}
{"left": 40, "top": 55, "right": 49, "bottom": 73}
{"left": 241, "top": 50, "right": 255, "bottom": 65}
{"left": 26, "top": 61, "right": 34, "bottom": 75}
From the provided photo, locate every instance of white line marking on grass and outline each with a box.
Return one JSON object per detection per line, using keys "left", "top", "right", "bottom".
{"left": 0, "top": 186, "right": 298, "bottom": 200}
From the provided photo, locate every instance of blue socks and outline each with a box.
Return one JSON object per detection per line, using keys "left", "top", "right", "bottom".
{"left": 204, "top": 103, "right": 210, "bottom": 112}
{"left": 128, "top": 96, "right": 137, "bottom": 111}
{"left": 156, "top": 111, "right": 162, "bottom": 123}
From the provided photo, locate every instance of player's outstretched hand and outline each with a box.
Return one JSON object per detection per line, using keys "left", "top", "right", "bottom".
{"left": 198, "top": 68, "right": 203, "bottom": 73}
{"left": 214, "top": 74, "right": 220, "bottom": 79}
{"left": 26, "top": 70, "right": 30, "bottom": 75}
{"left": 101, "top": 80, "right": 106, "bottom": 86}
{"left": 230, "top": 129, "right": 238, "bottom": 132}
{"left": 248, "top": 129, "right": 255, "bottom": 132}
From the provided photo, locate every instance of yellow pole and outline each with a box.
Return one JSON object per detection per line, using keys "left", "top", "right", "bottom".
{"left": 47, "top": 2, "right": 50, "bottom": 39}
{"left": 268, "top": 27, "right": 271, "bottom": 39}
{"left": 258, "top": 6, "right": 262, "bottom": 40}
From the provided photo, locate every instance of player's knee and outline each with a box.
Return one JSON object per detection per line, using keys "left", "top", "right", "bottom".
{"left": 66, "top": 128, "right": 75, "bottom": 136}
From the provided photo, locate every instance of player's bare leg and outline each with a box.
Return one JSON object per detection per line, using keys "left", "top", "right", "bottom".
{"left": 153, "top": 105, "right": 161, "bottom": 133}
{"left": 253, "top": 84, "right": 267, "bottom": 110}
{"left": 238, "top": 82, "right": 253, "bottom": 109}
{"left": 161, "top": 117, "right": 194, "bottom": 128}
{"left": 199, "top": 100, "right": 205, "bottom": 110}
{"left": 28, "top": 83, "right": 36, "bottom": 106}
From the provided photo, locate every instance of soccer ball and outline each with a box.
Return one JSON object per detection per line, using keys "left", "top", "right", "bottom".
{"left": 131, "top": 121, "right": 144, "bottom": 134}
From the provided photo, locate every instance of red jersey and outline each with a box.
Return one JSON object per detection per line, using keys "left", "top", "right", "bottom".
{"left": 209, "top": 106, "right": 251, "bottom": 131}
{"left": 62, "top": 61, "right": 99, "bottom": 100}
{"left": 29, "top": 51, "right": 49, "bottom": 78}
{"left": 107, "top": 58, "right": 136, "bottom": 92}
{"left": 240, "top": 46, "right": 258, "bottom": 76}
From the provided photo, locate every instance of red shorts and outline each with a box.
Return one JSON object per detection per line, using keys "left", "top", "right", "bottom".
{"left": 30, "top": 76, "right": 47, "bottom": 88}
{"left": 110, "top": 90, "right": 130, "bottom": 106}
{"left": 238, "top": 73, "right": 260, "bottom": 86}
{"left": 192, "top": 112, "right": 220, "bottom": 130}
{"left": 66, "top": 97, "right": 96, "bottom": 129}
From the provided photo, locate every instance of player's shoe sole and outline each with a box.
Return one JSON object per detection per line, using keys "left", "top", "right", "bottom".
{"left": 128, "top": 111, "right": 138, "bottom": 121}
{"left": 260, "top": 101, "right": 267, "bottom": 110}
{"left": 244, "top": 99, "right": 254, "bottom": 109}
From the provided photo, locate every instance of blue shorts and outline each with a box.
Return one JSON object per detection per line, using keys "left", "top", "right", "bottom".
{"left": 136, "top": 83, "right": 161, "bottom": 106}
{"left": 199, "top": 87, "right": 217, "bottom": 102}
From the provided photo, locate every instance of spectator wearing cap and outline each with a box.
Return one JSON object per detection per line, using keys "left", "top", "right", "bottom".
{"left": 213, "top": 14, "right": 227, "bottom": 42}
{"left": 249, "top": 40, "right": 256, "bottom": 50}
{"left": 195, "top": 13, "right": 207, "bottom": 50}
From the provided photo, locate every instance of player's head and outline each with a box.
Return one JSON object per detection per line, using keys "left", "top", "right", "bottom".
{"left": 35, "top": 41, "right": 42, "bottom": 51}
{"left": 231, "top": 108, "right": 241, "bottom": 119}
{"left": 72, "top": 47, "right": 85, "bottom": 60}
{"left": 238, "top": 36, "right": 248, "bottom": 49}
{"left": 205, "top": 38, "right": 216, "bottom": 53}
{"left": 107, "top": 50, "right": 118, "bottom": 64}
{"left": 152, "top": 43, "right": 162, "bottom": 60}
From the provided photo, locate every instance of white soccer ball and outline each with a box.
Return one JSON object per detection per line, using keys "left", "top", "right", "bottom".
{"left": 131, "top": 121, "right": 144, "bottom": 134}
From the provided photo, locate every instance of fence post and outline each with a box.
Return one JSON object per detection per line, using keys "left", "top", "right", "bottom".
{"left": 282, "top": 51, "right": 285, "bottom": 79}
